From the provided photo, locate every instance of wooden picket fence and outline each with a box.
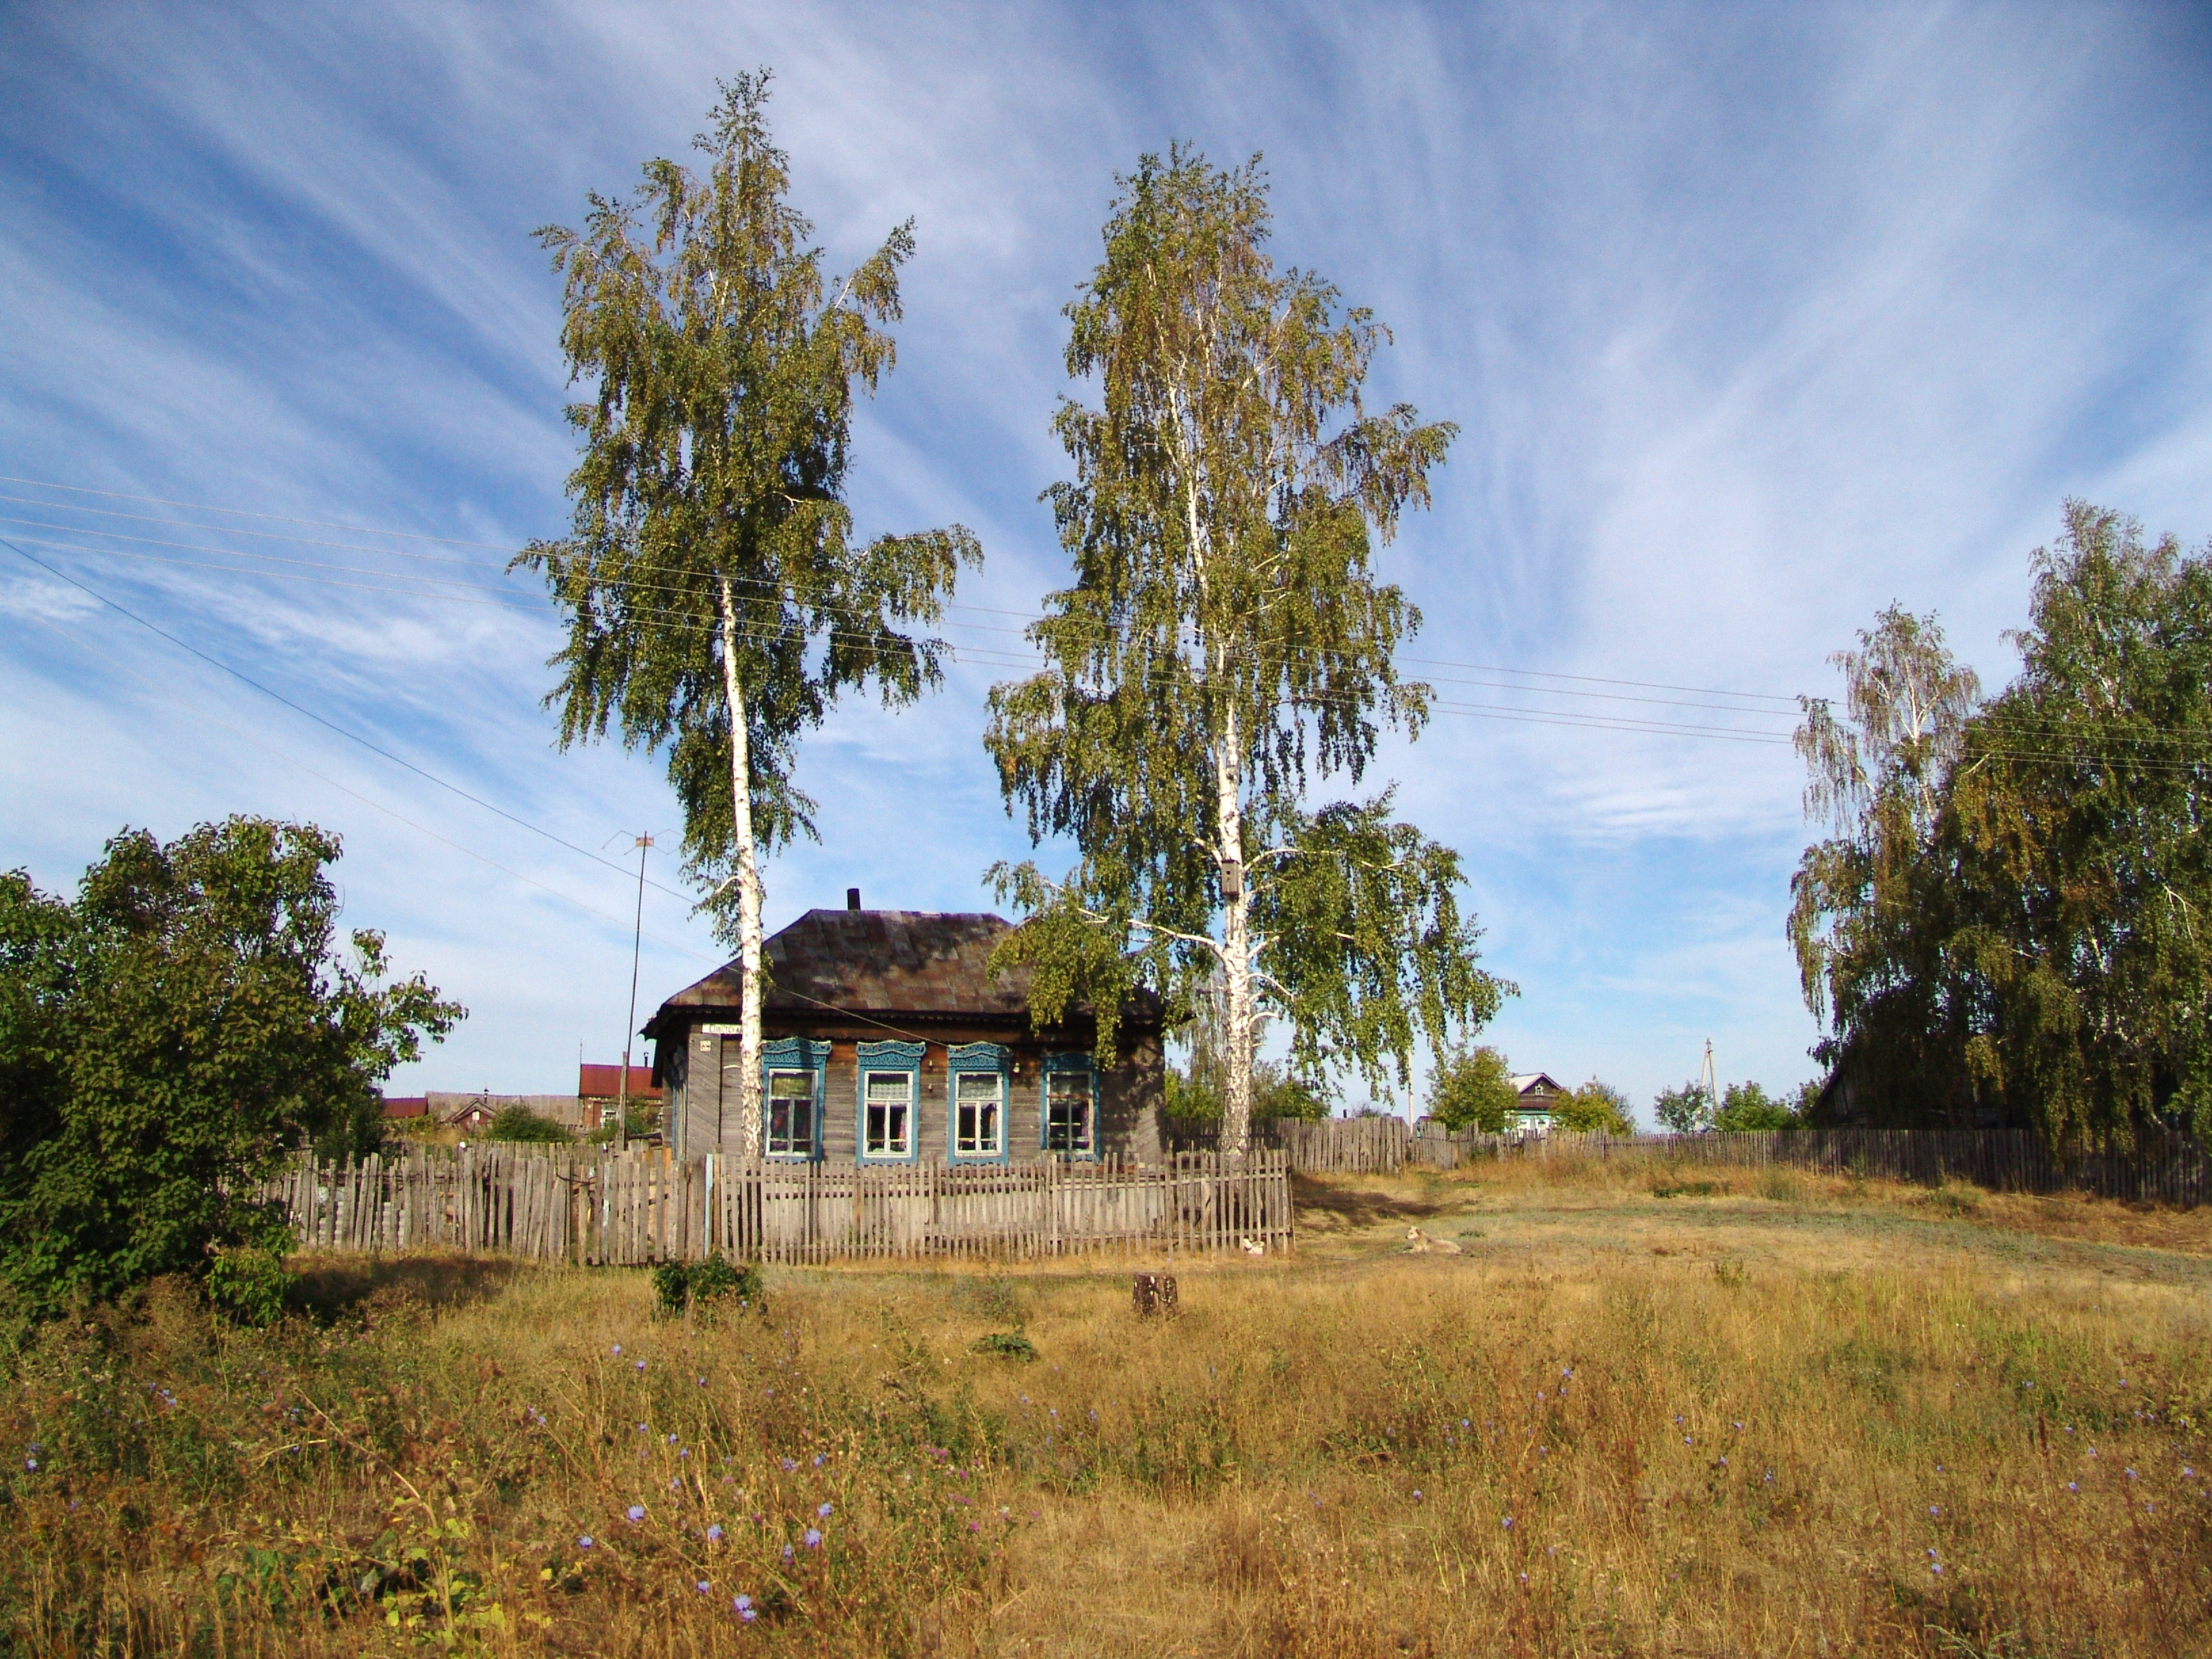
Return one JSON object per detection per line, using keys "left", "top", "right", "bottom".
{"left": 1163, "top": 1114, "right": 1412, "bottom": 1174}
{"left": 265, "top": 1145, "right": 1294, "bottom": 1265}
{"left": 1407, "top": 1124, "right": 2211, "bottom": 1208}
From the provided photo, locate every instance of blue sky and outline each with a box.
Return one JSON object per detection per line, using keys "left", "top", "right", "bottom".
{"left": 5, "top": 3, "right": 2210, "bottom": 1117}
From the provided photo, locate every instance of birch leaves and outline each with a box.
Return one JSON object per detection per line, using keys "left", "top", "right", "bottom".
{"left": 521, "top": 76, "right": 977, "bottom": 1156}
{"left": 985, "top": 149, "right": 1508, "bottom": 1154}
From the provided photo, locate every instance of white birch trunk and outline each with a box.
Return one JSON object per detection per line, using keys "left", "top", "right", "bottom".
{"left": 717, "top": 576, "right": 765, "bottom": 1162}
{"left": 1214, "top": 705, "right": 1254, "bottom": 1159}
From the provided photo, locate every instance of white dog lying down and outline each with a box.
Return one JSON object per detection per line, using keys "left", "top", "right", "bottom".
{"left": 1404, "top": 1227, "right": 1462, "bottom": 1254}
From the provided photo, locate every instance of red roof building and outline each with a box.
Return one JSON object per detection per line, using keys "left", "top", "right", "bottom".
{"left": 579, "top": 1064, "right": 661, "bottom": 1102}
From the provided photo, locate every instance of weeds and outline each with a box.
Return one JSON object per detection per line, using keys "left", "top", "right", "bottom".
{"left": 3, "top": 1177, "right": 2208, "bottom": 1656}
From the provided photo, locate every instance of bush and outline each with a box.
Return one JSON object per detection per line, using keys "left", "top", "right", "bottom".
{"left": 1428, "top": 1046, "right": 1519, "bottom": 1132}
{"left": 487, "top": 1105, "right": 573, "bottom": 1144}
{"left": 653, "top": 1254, "right": 764, "bottom": 1319}
{"left": 586, "top": 1097, "right": 660, "bottom": 1145}
{"left": 1652, "top": 1081, "right": 1712, "bottom": 1134}
{"left": 0, "top": 817, "right": 460, "bottom": 1317}
{"left": 1557, "top": 1078, "right": 1635, "bottom": 1134}
{"left": 206, "top": 1244, "right": 296, "bottom": 1328}
{"left": 1713, "top": 1082, "right": 1799, "bottom": 1132}
{"left": 973, "top": 1330, "right": 1037, "bottom": 1361}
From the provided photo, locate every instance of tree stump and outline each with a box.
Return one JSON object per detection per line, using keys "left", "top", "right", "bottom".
{"left": 1132, "top": 1271, "right": 1179, "bottom": 1317}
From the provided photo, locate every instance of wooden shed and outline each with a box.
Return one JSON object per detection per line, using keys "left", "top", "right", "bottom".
{"left": 644, "top": 901, "right": 1165, "bottom": 1166}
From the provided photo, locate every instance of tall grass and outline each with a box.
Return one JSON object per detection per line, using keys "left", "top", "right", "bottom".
{"left": 4, "top": 1181, "right": 2207, "bottom": 1656}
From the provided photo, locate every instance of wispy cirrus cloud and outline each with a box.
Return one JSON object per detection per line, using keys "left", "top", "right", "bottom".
{"left": 4, "top": 1, "right": 2208, "bottom": 1107}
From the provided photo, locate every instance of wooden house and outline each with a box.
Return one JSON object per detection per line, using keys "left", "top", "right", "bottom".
{"left": 579, "top": 1063, "right": 663, "bottom": 1131}
{"left": 1508, "top": 1072, "right": 1568, "bottom": 1136}
{"left": 644, "top": 897, "right": 1166, "bottom": 1165}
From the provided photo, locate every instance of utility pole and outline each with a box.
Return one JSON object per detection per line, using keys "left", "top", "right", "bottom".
{"left": 608, "top": 832, "right": 655, "bottom": 1152}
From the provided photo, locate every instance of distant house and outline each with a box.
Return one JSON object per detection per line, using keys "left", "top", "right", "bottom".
{"left": 425, "top": 1092, "right": 588, "bottom": 1132}
{"left": 644, "top": 896, "right": 1165, "bottom": 1164}
{"left": 579, "top": 1063, "right": 662, "bottom": 1130}
{"left": 380, "top": 1095, "right": 428, "bottom": 1122}
{"left": 1508, "top": 1072, "right": 1568, "bottom": 1136}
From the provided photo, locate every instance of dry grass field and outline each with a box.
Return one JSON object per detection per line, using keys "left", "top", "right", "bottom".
{"left": 7, "top": 1158, "right": 2210, "bottom": 1657}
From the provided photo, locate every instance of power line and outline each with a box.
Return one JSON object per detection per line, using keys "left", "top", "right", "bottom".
{"left": 16, "top": 478, "right": 2199, "bottom": 766}
{"left": 0, "top": 474, "right": 525, "bottom": 553}
{"left": 14, "top": 605, "right": 722, "bottom": 965}
{"left": 0, "top": 473, "right": 1820, "bottom": 703}
{"left": 15, "top": 533, "right": 1811, "bottom": 747}
{"left": 1, "top": 535, "right": 703, "bottom": 903}
{"left": 14, "top": 525, "right": 1814, "bottom": 735}
{"left": 25, "top": 531, "right": 2204, "bottom": 763}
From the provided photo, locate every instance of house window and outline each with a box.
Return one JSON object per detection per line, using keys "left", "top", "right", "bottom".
{"left": 766, "top": 1071, "right": 816, "bottom": 1157}
{"left": 1044, "top": 1059, "right": 1095, "bottom": 1156}
{"left": 954, "top": 1071, "right": 1004, "bottom": 1158}
{"left": 863, "top": 1070, "right": 914, "bottom": 1157}
{"left": 856, "top": 1040, "right": 925, "bottom": 1162}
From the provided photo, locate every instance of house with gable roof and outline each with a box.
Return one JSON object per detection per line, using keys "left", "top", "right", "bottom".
{"left": 644, "top": 891, "right": 1166, "bottom": 1165}
{"left": 1507, "top": 1072, "right": 1569, "bottom": 1136}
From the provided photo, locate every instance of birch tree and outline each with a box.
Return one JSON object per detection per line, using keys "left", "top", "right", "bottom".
{"left": 522, "top": 75, "right": 977, "bottom": 1156}
{"left": 985, "top": 148, "right": 1507, "bottom": 1155}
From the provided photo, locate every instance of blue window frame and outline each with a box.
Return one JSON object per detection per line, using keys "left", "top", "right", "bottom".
{"left": 1042, "top": 1052, "right": 1098, "bottom": 1159}
{"left": 857, "top": 1040, "right": 925, "bottom": 1162}
{"left": 947, "top": 1042, "right": 1010, "bottom": 1163}
{"left": 761, "top": 1038, "right": 829, "bottom": 1160}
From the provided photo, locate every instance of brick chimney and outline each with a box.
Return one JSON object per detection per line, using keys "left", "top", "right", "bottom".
{"left": 846, "top": 887, "right": 861, "bottom": 910}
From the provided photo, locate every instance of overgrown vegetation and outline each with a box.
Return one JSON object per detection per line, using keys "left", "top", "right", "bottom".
{"left": 1793, "top": 501, "right": 2212, "bottom": 1143}
{"left": 0, "top": 817, "right": 459, "bottom": 1317}
{"left": 487, "top": 1105, "right": 574, "bottom": 1145}
{"left": 1428, "top": 1050, "right": 1635, "bottom": 1133}
{"left": 4, "top": 1170, "right": 2205, "bottom": 1656}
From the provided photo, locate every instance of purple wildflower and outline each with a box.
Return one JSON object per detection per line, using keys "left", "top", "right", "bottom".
{"left": 627, "top": 1504, "right": 646, "bottom": 1523}
{"left": 817, "top": 1502, "right": 833, "bottom": 1518}
{"left": 708, "top": 1523, "right": 724, "bottom": 1542}
{"left": 579, "top": 1536, "right": 594, "bottom": 1549}
{"left": 804, "top": 1528, "right": 822, "bottom": 1548}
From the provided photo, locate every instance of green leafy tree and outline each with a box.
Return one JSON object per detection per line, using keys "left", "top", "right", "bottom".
{"left": 1556, "top": 1078, "right": 1635, "bottom": 1134}
{"left": 1789, "top": 603, "right": 1983, "bottom": 1124}
{"left": 1711, "top": 1082, "right": 1798, "bottom": 1132}
{"left": 0, "top": 819, "right": 459, "bottom": 1314}
{"left": 1791, "top": 504, "right": 2212, "bottom": 1144}
{"left": 985, "top": 147, "right": 1508, "bottom": 1155}
{"left": 1946, "top": 504, "right": 2212, "bottom": 1143}
{"left": 1428, "top": 1045, "right": 1519, "bottom": 1133}
{"left": 1652, "top": 1081, "right": 1712, "bottom": 1135}
{"left": 521, "top": 73, "right": 977, "bottom": 1158}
